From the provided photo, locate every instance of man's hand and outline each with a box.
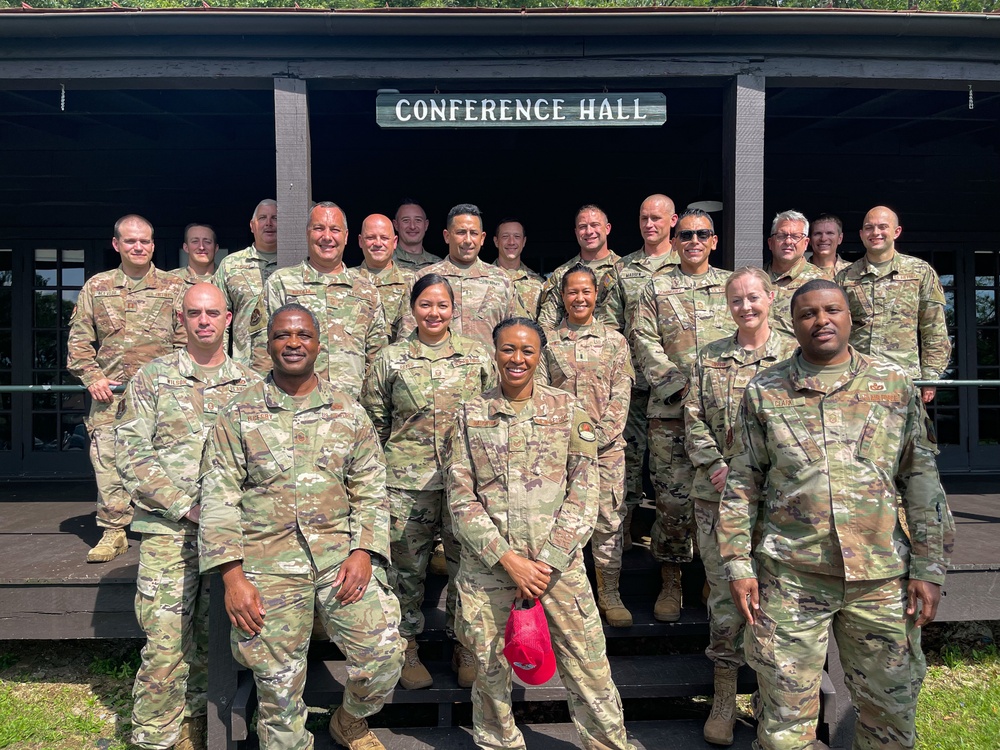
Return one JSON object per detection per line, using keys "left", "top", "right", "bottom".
{"left": 88, "top": 377, "right": 121, "bottom": 404}
{"left": 730, "top": 578, "right": 760, "bottom": 626}
{"left": 221, "top": 562, "right": 266, "bottom": 635}
{"left": 710, "top": 464, "right": 730, "bottom": 494}
{"left": 333, "top": 550, "right": 373, "bottom": 605}
{"left": 921, "top": 386, "right": 936, "bottom": 404}
{"left": 500, "top": 551, "right": 553, "bottom": 599}
{"left": 907, "top": 579, "right": 942, "bottom": 627}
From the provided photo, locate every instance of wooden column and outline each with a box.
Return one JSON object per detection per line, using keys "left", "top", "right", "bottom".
{"left": 721, "top": 74, "right": 765, "bottom": 270}
{"left": 274, "top": 77, "right": 312, "bottom": 269}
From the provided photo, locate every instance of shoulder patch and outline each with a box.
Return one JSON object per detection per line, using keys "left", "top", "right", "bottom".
{"left": 577, "top": 421, "right": 597, "bottom": 442}
{"left": 249, "top": 306, "right": 262, "bottom": 328}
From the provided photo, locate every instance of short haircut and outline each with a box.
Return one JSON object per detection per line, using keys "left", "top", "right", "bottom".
{"left": 183, "top": 223, "right": 217, "bottom": 245}
{"left": 492, "top": 317, "right": 548, "bottom": 350}
{"left": 114, "top": 214, "right": 153, "bottom": 240}
{"left": 575, "top": 204, "right": 608, "bottom": 224}
{"left": 494, "top": 218, "right": 525, "bottom": 236}
{"left": 770, "top": 210, "right": 809, "bottom": 237}
{"left": 267, "top": 302, "right": 320, "bottom": 339}
{"left": 251, "top": 199, "right": 277, "bottom": 221}
{"left": 789, "top": 278, "right": 848, "bottom": 315}
{"left": 410, "top": 273, "right": 455, "bottom": 308}
{"left": 560, "top": 262, "right": 598, "bottom": 293}
{"left": 447, "top": 203, "right": 482, "bottom": 229}
{"left": 725, "top": 266, "right": 773, "bottom": 296}
{"left": 397, "top": 198, "right": 425, "bottom": 216}
{"left": 309, "top": 201, "right": 345, "bottom": 227}
{"left": 676, "top": 208, "right": 715, "bottom": 232}
{"left": 811, "top": 213, "right": 843, "bottom": 233}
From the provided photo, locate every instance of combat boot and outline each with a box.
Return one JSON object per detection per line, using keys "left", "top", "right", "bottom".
{"left": 175, "top": 715, "right": 207, "bottom": 750}
{"left": 87, "top": 528, "right": 128, "bottom": 563}
{"left": 653, "top": 563, "right": 682, "bottom": 622}
{"left": 451, "top": 643, "right": 476, "bottom": 688}
{"left": 622, "top": 504, "right": 635, "bottom": 552}
{"left": 428, "top": 539, "right": 448, "bottom": 576}
{"left": 703, "top": 664, "right": 739, "bottom": 746}
{"left": 329, "top": 706, "right": 385, "bottom": 750}
{"left": 595, "top": 567, "right": 633, "bottom": 628}
{"left": 399, "top": 638, "right": 433, "bottom": 690}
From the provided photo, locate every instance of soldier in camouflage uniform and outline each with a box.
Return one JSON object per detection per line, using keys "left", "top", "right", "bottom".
{"left": 629, "top": 209, "right": 736, "bottom": 622}
{"left": 249, "top": 202, "right": 387, "bottom": 400}
{"left": 719, "top": 279, "right": 955, "bottom": 750}
{"left": 199, "top": 303, "right": 404, "bottom": 750}
{"left": 392, "top": 200, "right": 442, "bottom": 270}
{"left": 448, "top": 318, "right": 635, "bottom": 750}
{"left": 67, "top": 214, "right": 187, "bottom": 563}
{"left": 360, "top": 274, "right": 496, "bottom": 690}
{"left": 765, "top": 210, "right": 828, "bottom": 338}
{"left": 537, "top": 264, "right": 635, "bottom": 628}
{"left": 837, "top": 206, "right": 951, "bottom": 404}
{"left": 491, "top": 219, "right": 544, "bottom": 319}
{"left": 116, "top": 283, "right": 259, "bottom": 750}
{"left": 601, "top": 194, "right": 680, "bottom": 548}
{"left": 398, "top": 204, "right": 517, "bottom": 353}
{"left": 355, "top": 213, "right": 415, "bottom": 342}
{"left": 683, "top": 267, "right": 796, "bottom": 746}
{"left": 537, "top": 204, "right": 620, "bottom": 329}
{"left": 213, "top": 199, "right": 279, "bottom": 365}
{"left": 807, "top": 213, "right": 852, "bottom": 279}
{"left": 173, "top": 223, "right": 219, "bottom": 284}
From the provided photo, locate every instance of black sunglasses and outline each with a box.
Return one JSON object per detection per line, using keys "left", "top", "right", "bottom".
{"left": 677, "top": 229, "right": 715, "bottom": 241}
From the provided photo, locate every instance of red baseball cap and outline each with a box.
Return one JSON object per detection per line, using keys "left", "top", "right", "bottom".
{"left": 503, "top": 597, "right": 557, "bottom": 686}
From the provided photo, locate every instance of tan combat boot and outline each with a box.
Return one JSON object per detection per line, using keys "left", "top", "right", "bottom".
{"left": 399, "top": 638, "right": 433, "bottom": 690}
{"left": 451, "top": 643, "right": 476, "bottom": 688}
{"left": 653, "top": 563, "right": 682, "bottom": 622}
{"left": 622, "top": 504, "right": 635, "bottom": 552}
{"left": 86, "top": 528, "right": 128, "bottom": 563}
{"left": 329, "top": 706, "right": 385, "bottom": 750}
{"left": 703, "top": 664, "right": 739, "bottom": 746}
{"left": 175, "top": 715, "right": 207, "bottom": 750}
{"left": 427, "top": 538, "right": 448, "bottom": 576}
{"left": 595, "top": 567, "right": 633, "bottom": 628}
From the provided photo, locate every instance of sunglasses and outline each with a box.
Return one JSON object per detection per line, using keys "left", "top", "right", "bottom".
{"left": 677, "top": 229, "right": 715, "bottom": 241}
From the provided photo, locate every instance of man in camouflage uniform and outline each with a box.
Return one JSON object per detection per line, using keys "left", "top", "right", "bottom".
{"left": 629, "top": 209, "right": 735, "bottom": 622}
{"left": 718, "top": 279, "right": 954, "bottom": 750}
{"left": 200, "top": 303, "right": 404, "bottom": 750}
{"left": 355, "top": 213, "right": 415, "bottom": 342}
{"left": 601, "top": 194, "right": 680, "bottom": 548}
{"left": 67, "top": 214, "right": 186, "bottom": 563}
{"left": 537, "top": 204, "right": 620, "bottom": 329}
{"left": 116, "top": 283, "right": 259, "bottom": 750}
{"left": 250, "top": 202, "right": 387, "bottom": 399}
{"left": 173, "top": 223, "right": 219, "bottom": 284}
{"left": 837, "top": 205, "right": 951, "bottom": 404}
{"left": 492, "top": 218, "right": 543, "bottom": 319}
{"left": 398, "top": 204, "right": 517, "bottom": 353}
{"left": 807, "top": 213, "right": 851, "bottom": 279}
{"left": 213, "top": 199, "right": 279, "bottom": 365}
{"left": 392, "top": 200, "right": 441, "bottom": 270}
{"left": 765, "top": 210, "right": 827, "bottom": 338}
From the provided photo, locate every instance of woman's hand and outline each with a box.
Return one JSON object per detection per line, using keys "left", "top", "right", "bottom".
{"left": 500, "top": 551, "right": 553, "bottom": 599}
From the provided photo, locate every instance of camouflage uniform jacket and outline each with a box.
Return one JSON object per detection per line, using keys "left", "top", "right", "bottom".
{"left": 684, "top": 330, "right": 797, "bottom": 504}
{"left": 67, "top": 266, "right": 187, "bottom": 421}
{"left": 766, "top": 256, "right": 828, "bottom": 338}
{"left": 393, "top": 246, "right": 441, "bottom": 270}
{"left": 213, "top": 245, "right": 278, "bottom": 365}
{"left": 360, "top": 332, "right": 496, "bottom": 492}
{"left": 448, "top": 384, "right": 599, "bottom": 574}
{"left": 718, "top": 348, "right": 954, "bottom": 586}
{"left": 250, "top": 262, "right": 387, "bottom": 400}
{"left": 356, "top": 262, "right": 415, "bottom": 343}
{"left": 493, "top": 261, "right": 544, "bottom": 320}
{"left": 836, "top": 252, "right": 951, "bottom": 380}
{"left": 172, "top": 266, "right": 215, "bottom": 285}
{"left": 115, "top": 349, "right": 259, "bottom": 536}
{"left": 537, "top": 251, "right": 621, "bottom": 330}
{"left": 807, "top": 254, "right": 852, "bottom": 280}
{"left": 600, "top": 248, "right": 680, "bottom": 390}
{"left": 628, "top": 266, "right": 735, "bottom": 420}
{"left": 398, "top": 257, "right": 517, "bottom": 352}
{"left": 536, "top": 319, "right": 634, "bottom": 453}
{"left": 199, "top": 375, "right": 390, "bottom": 575}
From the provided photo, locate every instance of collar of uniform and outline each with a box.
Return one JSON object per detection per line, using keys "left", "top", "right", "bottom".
{"left": 176, "top": 348, "right": 252, "bottom": 386}
{"left": 666, "top": 264, "right": 728, "bottom": 289}
{"left": 633, "top": 248, "right": 680, "bottom": 270}
{"left": 406, "top": 330, "right": 460, "bottom": 360}
{"left": 262, "top": 373, "right": 337, "bottom": 411}
{"left": 767, "top": 255, "right": 809, "bottom": 283}
{"left": 300, "top": 260, "right": 355, "bottom": 286}
{"left": 359, "top": 261, "right": 407, "bottom": 284}
{"left": 493, "top": 261, "right": 531, "bottom": 281}
{"left": 788, "top": 345, "right": 869, "bottom": 393}
{"left": 438, "top": 256, "right": 486, "bottom": 276}
{"left": 859, "top": 250, "right": 903, "bottom": 279}
{"left": 555, "top": 317, "right": 604, "bottom": 340}
{"left": 244, "top": 244, "right": 278, "bottom": 265}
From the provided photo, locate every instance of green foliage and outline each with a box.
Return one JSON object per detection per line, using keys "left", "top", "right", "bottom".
{"left": 88, "top": 647, "right": 141, "bottom": 681}
{"left": 0, "top": 683, "right": 106, "bottom": 748}
{"left": 918, "top": 640, "right": 1000, "bottom": 749}
{"left": 0, "top": 654, "right": 17, "bottom": 672}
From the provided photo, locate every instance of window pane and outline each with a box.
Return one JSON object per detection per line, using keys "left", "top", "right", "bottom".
{"left": 61, "top": 290, "right": 79, "bottom": 326}
{"left": 976, "top": 290, "right": 996, "bottom": 326}
{"left": 0, "top": 412, "right": 11, "bottom": 451}
{"left": 32, "top": 413, "right": 58, "bottom": 451}
{"left": 62, "top": 414, "right": 88, "bottom": 451}
{"left": 980, "top": 410, "right": 1000, "bottom": 445}
{"left": 35, "top": 290, "right": 58, "bottom": 328}
{"left": 974, "top": 251, "right": 996, "bottom": 287}
{"left": 933, "top": 411, "right": 960, "bottom": 445}
{"left": 34, "top": 248, "right": 57, "bottom": 287}
{"left": 62, "top": 249, "right": 86, "bottom": 287}
{"left": 0, "top": 331, "right": 10, "bottom": 369}
{"left": 0, "top": 249, "right": 11, "bottom": 287}
{"left": 33, "top": 331, "right": 58, "bottom": 369}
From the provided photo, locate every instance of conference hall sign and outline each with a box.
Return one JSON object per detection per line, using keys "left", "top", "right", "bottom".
{"left": 376, "top": 92, "right": 667, "bottom": 128}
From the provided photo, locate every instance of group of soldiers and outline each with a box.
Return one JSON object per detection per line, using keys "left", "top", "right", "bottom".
{"left": 65, "top": 194, "right": 955, "bottom": 750}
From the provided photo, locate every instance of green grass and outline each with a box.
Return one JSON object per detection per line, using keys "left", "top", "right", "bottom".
{"left": 917, "top": 642, "right": 1000, "bottom": 749}
{"left": 0, "top": 683, "right": 109, "bottom": 749}
{"left": 89, "top": 648, "right": 141, "bottom": 681}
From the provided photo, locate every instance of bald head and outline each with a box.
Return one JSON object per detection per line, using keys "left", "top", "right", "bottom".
{"left": 639, "top": 194, "right": 678, "bottom": 255}
{"left": 182, "top": 282, "right": 231, "bottom": 356}
{"left": 860, "top": 205, "right": 902, "bottom": 259}
{"left": 359, "top": 214, "right": 398, "bottom": 270}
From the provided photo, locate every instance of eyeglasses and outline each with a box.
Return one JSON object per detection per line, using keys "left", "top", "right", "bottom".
{"left": 677, "top": 229, "right": 715, "bottom": 241}
{"left": 771, "top": 233, "right": 807, "bottom": 243}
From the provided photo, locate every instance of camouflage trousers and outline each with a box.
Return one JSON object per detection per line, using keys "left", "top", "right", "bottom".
{"left": 87, "top": 395, "right": 133, "bottom": 529}
{"left": 622, "top": 388, "right": 649, "bottom": 507}
{"left": 233, "top": 565, "right": 405, "bottom": 750}
{"left": 747, "top": 556, "right": 926, "bottom": 750}
{"left": 388, "top": 487, "right": 459, "bottom": 639}
{"left": 694, "top": 499, "right": 744, "bottom": 670}
{"left": 592, "top": 448, "right": 626, "bottom": 571}
{"left": 132, "top": 534, "right": 208, "bottom": 750}
{"left": 647, "top": 417, "right": 695, "bottom": 563}
{"left": 456, "top": 557, "right": 635, "bottom": 750}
